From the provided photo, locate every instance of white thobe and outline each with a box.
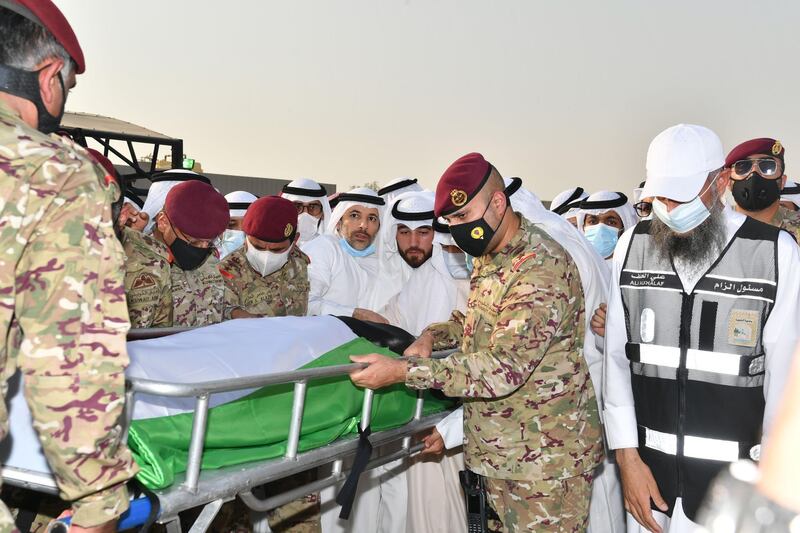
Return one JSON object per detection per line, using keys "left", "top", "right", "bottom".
{"left": 380, "top": 249, "right": 469, "bottom": 336}
{"left": 604, "top": 208, "right": 800, "bottom": 532}
{"left": 378, "top": 248, "right": 470, "bottom": 533}
{"left": 304, "top": 235, "right": 380, "bottom": 316}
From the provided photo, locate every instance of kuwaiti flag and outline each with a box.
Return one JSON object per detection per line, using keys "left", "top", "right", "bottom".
{"left": 1, "top": 316, "right": 452, "bottom": 490}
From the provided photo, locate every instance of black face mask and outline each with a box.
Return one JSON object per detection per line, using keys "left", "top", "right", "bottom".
{"left": 0, "top": 64, "right": 66, "bottom": 134}
{"left": 111, "top": 194, "right": 124, "bottom": 241}
{"left": 731, "top": 173, "right": 782, "bottom": 212}
{"left": 449, "top": 199, "right": 504, "bottom": 257}
{"left": 169, "top": 236, "right": 212, "bottom": 271}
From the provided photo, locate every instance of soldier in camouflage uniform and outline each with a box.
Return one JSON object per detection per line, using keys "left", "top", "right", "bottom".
{"left": 0, "top": 2, "right": 138, "bottom": 531}
{"left": 121, "top": 226, "right": 173, "bottom": 328}
{"left": 150, "top": 181, "right": 228, "bottom": 327}
{"left": 351, "top": 153, "right": 603, "bottom": 532}
{"left": 220, "top": 196, "right": 310, "bottom": 319}
{"left": 726, "top": 137, "right": 800, "bottom": 240}
{"left": 768, "top": 199, "right": 800, "bottom": 241}
{"left": 219, "top": 196, "right": 318, "bottom": 532}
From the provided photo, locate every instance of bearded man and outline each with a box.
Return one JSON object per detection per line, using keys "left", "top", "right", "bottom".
{"left": 604, "top": 124, "right": 800, "bottom": 533}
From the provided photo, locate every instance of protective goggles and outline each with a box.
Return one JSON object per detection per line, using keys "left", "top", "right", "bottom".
{"left": 730, "top": 158, "right": 783, "bottom": 180}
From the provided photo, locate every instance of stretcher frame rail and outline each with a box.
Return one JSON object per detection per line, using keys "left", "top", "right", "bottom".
{"left": 6, "top": 324, "right": 457, "bottom": 532}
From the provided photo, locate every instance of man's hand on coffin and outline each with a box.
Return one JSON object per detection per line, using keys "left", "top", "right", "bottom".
{"left": 231, "top": 308, "right": 261, "bottom": 319}
{"left": 420, "top": 427, "right": 445, "bottom": 456}
{"left": 403, "top": 331, "right": 434, "bottom": 358}
{"left": 349, "top": 353, "right": 406, "bottom": 389}
{"left": 352, "top": 308, "right": 389, "bottom": 324}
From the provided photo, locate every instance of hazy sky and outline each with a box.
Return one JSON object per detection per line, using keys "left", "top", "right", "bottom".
{"left": 55, "top": 0, "right": 800, "bottom": 200}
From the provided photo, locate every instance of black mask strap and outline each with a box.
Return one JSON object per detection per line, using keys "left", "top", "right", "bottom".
{"left": 0, "top": 63, "right": 65, "bottom": 134}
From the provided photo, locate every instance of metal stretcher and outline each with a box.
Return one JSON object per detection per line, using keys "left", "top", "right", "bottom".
{"left": 2, "top": 326, "right": 455, "bottom": 532}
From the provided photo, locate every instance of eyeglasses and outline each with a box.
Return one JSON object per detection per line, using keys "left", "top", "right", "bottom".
{"left": 634, "top": 201, "right": 652, "bottom": 218}
{"left": 165, "top": 215, "right": 218, "bottom": 248}
{"left": 293, "top": 202, "right": 323, "bottom": 216}
{"left": 731, "top": 158, "right": 782, "bottom": 180}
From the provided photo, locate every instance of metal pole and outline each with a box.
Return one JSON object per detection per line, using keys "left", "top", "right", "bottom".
{"left": 402, "top": 390, "right": 426, "bottom": 450}
{"left": 121, "top": 385, "right": 135, "bottom": 443}
{"left": 360, "top": 389, "right": 374, "bottom": 430}
{"left": 284, "top": 381, "right": 307, "bottom": 460}
{"left": 184, "top": 393, "right": 210, "bottom": 492}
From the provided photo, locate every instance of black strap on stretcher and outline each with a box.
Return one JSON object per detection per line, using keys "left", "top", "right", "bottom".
{"left": 335, "top": 424, "right": 373, "bottom": 519}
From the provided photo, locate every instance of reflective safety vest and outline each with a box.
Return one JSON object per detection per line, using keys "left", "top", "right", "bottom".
{"left": 619, "top": 217, "right": 779, "bottom": 520}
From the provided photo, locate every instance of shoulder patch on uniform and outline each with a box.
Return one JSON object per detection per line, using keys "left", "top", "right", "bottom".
{"left": 219, "top": 268, "right": 235, "bottom": 280}
{"left": 132, "top": 272, "right": 156, "bottom": 289}
{"left": 512, "top": 252, "right": 537, "bottom": 271}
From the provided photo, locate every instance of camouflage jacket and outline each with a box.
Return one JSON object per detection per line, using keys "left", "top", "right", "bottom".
{"left": 406, "top": 217, "right": 603, "bottom": 481}
{"left": 219, "top": 246, "right": 310, "bottom": 319}
{"left": 171, "top": 253, "right": 225, "bottom": 327}
{"left": 0, "top": 101, "right": 137, "bottom": 526}
{"left": 122, "top": 227, "right": 172, "bottom": 328}
{"left": 770, "top": 205, "right": 800, "bottom": 241}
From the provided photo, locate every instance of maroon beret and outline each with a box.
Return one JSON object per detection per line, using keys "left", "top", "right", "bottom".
{"left": 1, "top": 0, "right": 85, "bottom": 74}
{"left": 434, "top": 153, "right": 493, "bottom": 217}
{"left": 164, "top": 181, "right": 229, "bottom": 240}
{"left": 243, "top": 196, "right": 298, "bottom": 243}
{"left": 725, "top": 138, "right": 785, "bottom": 168}
{"left": 85, "top": 148, "right": 117, "bottom": 180}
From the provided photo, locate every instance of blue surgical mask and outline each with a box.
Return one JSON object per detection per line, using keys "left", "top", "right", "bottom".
{"left": 339, "top": 238, "right": 376, "bottom": 258}
{"left": 218, "top": 229, "right": 246, "bottom": 260}
{"left": 651, "top": 175, "right": 718, "bottom": 234}
{"left": 584, "top": 223, "right": 620, "bottom": 258}
{"left": 465, "top": 253, "right": 475, "bottom": 274}
{"left": 652, "top": 197, "right": 710, "bottom": 234}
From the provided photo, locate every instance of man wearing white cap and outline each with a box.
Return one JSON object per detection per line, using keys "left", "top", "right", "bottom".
{"left": 281, "top": 178, "right": 332, "bottom": 248}
{"left": 218, "top": 190, "right": 258, "bottom": 259}
{"left": 579, "top": 191, "right": 638, "bottom": 260}
{"left": 378, "top": 177, "right": 424, "bottom": 207}
{"left": 140, "top": 168, "right": 212, "bottom": 233}
{"left": 303, "top": 187, "right": 388, "bottom": 322}
{"left": 604, "top": 124, "right": 800, "bottom": 533}
{"left": 551, "top": 186, "right": 589, "bottom": 227}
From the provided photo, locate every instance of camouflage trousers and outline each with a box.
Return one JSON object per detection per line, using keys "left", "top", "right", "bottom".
{"left": 0, "top": 501, "right": 17, "bottom": 533}
{"left": 486, "top": 472, "right": 593, "bottom": 533}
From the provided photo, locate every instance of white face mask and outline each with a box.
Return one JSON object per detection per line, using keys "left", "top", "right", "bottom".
{"left": 297, "top": 213, "right": 321, "bottom": 244}
{"left": 442, "top": 249, "right": 470, "bottom": 279}
{"left": 245, "top": 240, "right": 292, "bottom": 277}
